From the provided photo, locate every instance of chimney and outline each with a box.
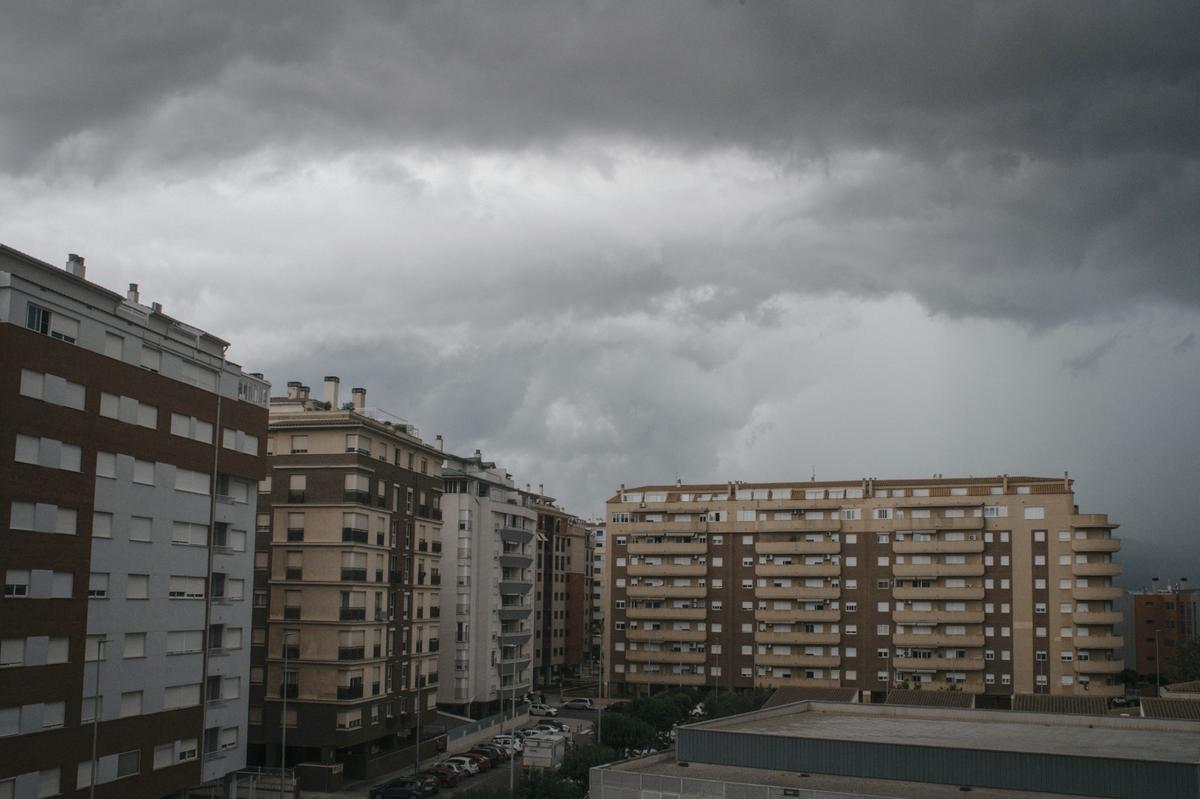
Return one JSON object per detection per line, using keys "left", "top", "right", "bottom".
{"left": 65, "top": 253, "right": 86, "bottom": 279}
{"left": 127, "top": 283, "right": 140, "bottom": 303}
{"left": 474, "top": 449, "right": 482, "bottom": 459}
{"left": 435, "top": 434, "right": 443, "bottom": 451}
{"left": 286, "top": 381, "right": 302, "bottom": 400}
{"left": 299, "top": 385, "right": 310, "bottom": 400}
{"left": 351, "top": 387, "right": 366, "bottom": 410}
{"left": 324, "top": 376, "right": 340, "bottom": 408}
{"left": 151, "top": 302, "right": 163, "bottom": 314}
{"left": 539, "top": 483, "right": 544, "bottom": 497}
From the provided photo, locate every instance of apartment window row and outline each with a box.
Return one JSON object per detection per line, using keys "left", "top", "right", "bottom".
{"left": 18, "top": 368, "right": 85, "bottom": 411}
{"left": 0, "top": 701, "right": 66, "bottom": 737}
{"left": 96, "top": 451, "right": 210, "bottom": 494}
{"left": 8, "top": 502, "right": 77, "bottom": 535}
{"left": 13, "top": 435, "right": 81, "bottom": 472}
{"left": 0, "top": 636, "right": 70, "bottom": 669}
{"left": 170, "top": 413, "right": 214, "bottom": 443}
{"left": 3, "top": 570, "right": 72, "bottom": 599}
{"left": 99, "top": 392, "right": 158, "bottom": 429}
{"left": 75, "top": 749, "right": 142, "bottom": 789}
{"left": 221, "top": 427, "right": 259, "bottom": 455}
{"left": 0, "top": 768, "right": 61, "bottom": 799}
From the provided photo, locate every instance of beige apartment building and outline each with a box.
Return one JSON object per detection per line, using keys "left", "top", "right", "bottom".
{"left": 248, "top": 378, "right": 443, "bottom": 784}
{"left": 604, "top": 475, "right": 1123, "bottom": 701}
{"left": 532, "top": 495, "right": 592, "bottom": 687}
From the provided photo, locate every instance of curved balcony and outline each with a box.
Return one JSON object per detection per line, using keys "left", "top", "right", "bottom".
{"left": 628, "top": 541, "right": 707, "bottom": 556}
{"left": 1073, "top": 636, "right": 1123, "bottom": 650}
{"left": 628, "top": 563, "right": 707, "bottom": 577}
{"left": 893, "top": 610, "right": 985, "bottom": 625}
{"left": 1071, "top": 537, "right": 1120, "bottom": 553}
{"left": 499, "top": 527, "right": 534, "bottom": 545}
{"left": 625, "top": 650, "right": 706, "bottom": 664}
{"left": 499, "top": 658, "right": 532, "bottom": 676}
{"left": 755, "top": 609, "right": 839, "bottom": 623}
{"left": 1071, "top": 514, "right": 1118, "bottom": 530}
{"left": 627, "top": 585, "right": 707, "bottom": 599}
{"left": 755, "top": 654, "right": 840, "bottom": 669}
{"left": 898, "top": 517, "right": 984, "bottom": 532}
{"left": 1075, "top": 659, "right": 1123, "bottom": 675}
{"left": 499, "top": 553, "right": 533, "bottom": 569}
{"left": 1072, "top": 611, "right": 1122, "bottom": 626}
{"left": 755, "top": 540, "right": 841, "bottom": 556}
{"left": 893, "top": 656, "right": 986, "bottom": 672}
{"left": 627, "top": 606, "right": 705, "bottom": 621}
{"left": 755, "top": 631, "right": 840, "bottom": 646}
{"left": 755, "top": 675, "right": 840, "bottom": 688}
{"left": 499, "top": 630, "right": 533, "bottom": 646}
{"left": 757, "top": 563, "right": 841, "bottom": 578}
{"left": 756, "top": 586, "right": 840, "bottom": 601}
{"left": 893, "top": 539, "right": 983, "bottom": 555}
{"left": 1072, "top": 586, "right": 1123, "bottom": 602}
{"left": 751, "top": 520, "right": 842, "bottom": 534}
{"left": 498, "top": 606, "right": 532, "bottom": 621}
{"left": 626, "top": 628, "right": 706, "bottom": 643}
{"left": 893, "top": 633, "right": 985, "bottom": 648}
{"left": 1071, "top": 562, "right": 1120, "bottom": 577}
{"left": 624, "top": 672, "right": 706, "bottom": 686}
{"left": 892, "top": 563, "right": 985, "bottom": 579}
{"left": 893, "top": 586, "right": 985, "bottom": 601}
{"left": 628, "top": 522, "right": 703, "bottom": 534}
{"left": 499, "top": 579, "right": 533, "bottom": 595}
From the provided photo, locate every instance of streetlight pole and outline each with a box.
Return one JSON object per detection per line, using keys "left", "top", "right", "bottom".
{"left": 89, "top": 637, "right": 104, "bottom": 799}
{"left": 1154, "top": 628, "right": 1161, "bottom": 693}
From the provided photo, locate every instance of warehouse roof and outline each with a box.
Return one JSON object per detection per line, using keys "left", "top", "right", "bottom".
{"left": 886, "top": 688, "right": 974, "bottom": 708}
{"left": 1011, "top": 693, "right": 1109, "bottom": 716}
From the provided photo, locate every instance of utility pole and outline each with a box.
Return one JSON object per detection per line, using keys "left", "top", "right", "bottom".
{"left": 89, "top": 637, "right": 105, "bottom": 799}
{"left": 281, "top": 629, "right": 291, "bottom": 799}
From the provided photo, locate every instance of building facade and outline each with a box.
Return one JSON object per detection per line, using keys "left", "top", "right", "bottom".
{"left": 604, "top": 475, "right": 1124, "bottom": 700}
{"left": 532, "top": 495, "right": 591, "bottom": 687}
{"left": 248, "top": 379, "right": 442, "bottom": 780}
{"left": 1, "top": 245, "right": 268, "bottom": 799}
{"left": 587, "top": 520, "right": 607, "bottom": 666}
{"left": 437, "top": 452, "right": 535, "bottom": 718}
{"left": 1130, "top": 584, "right": 1197, "bottom": 677}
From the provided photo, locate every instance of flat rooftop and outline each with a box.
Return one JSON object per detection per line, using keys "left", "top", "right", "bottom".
{"left": 701, "top": 701, "right": 1200, "bottom": 765}
{"left": 604, "top": 752, "right": 1102, "bottom": 799}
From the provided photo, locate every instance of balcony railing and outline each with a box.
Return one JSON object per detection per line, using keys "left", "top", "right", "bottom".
{"left": 338, "top": 646, "right": 365, "bottom": 661}
{"left": 283, "top": 607, "right": 301, "bottom": 620}
{"left": 431, "top": 541, "right": 442, "bottom": 553}
{"left": 417, "top": 506, "right": 443, "bottom": 521}
{"left": 283, "top": 645, "right": 300, "bottom": 660}
{"left": 430, "top": 575, "right": 441, "bottom": 585}
{"left": 285, "top": 568, "right": 303, "bottom": 580}
{"left": 344, "top": 490, "right": 372, "bottom": 505}
{"left": 341, "top": 568, "right": 367, "bottom": 582}
{"left": 342, "top": 528, "right": 369, "bottom": 544}
{"left": 339, "top": 607, "right": 366, "bottom": 621}
{"left": 337, "top": 685, "right": 364, "bottom": 700}
{"left": 280, "top": 684, "right": 298, "bottom": 699}
{"left": 287, "top": 491, "right": 306, "bottom": 503}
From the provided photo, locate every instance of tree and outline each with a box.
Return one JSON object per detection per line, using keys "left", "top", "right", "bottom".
{"left": 1166, "top": 637, "right": 1200, "bottom": 683}
{"left": 597, "top": 711, "right": 657, "bottom": 751}
{"left": 517, "top": 769, "right": 580, "bottom": 799}
{"left": 559, "top": 744, "right": 618, "bottom": 793}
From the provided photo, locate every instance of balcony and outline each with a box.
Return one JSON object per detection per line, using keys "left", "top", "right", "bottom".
{"left": 287, "top": 491, "right": 306, "bottom": 504}
{"left": 341, "top": 568, "right": 367, "bottom": 582}
{"left": 499, "top": 552, "right": 534, "bottom": 569}
{"left": 628, "top": 541, "right": 707, "bottom": 556}
{"left": 1071, "top": 514, "right": 1118, "bottom": 530}
{"left": 626, "top": 628, "right": 707, "bottom": 642}
{"left": 339, "top": 607, "right": 366, "bottom": 621}
{"left": 755, "top": 586, "right": 839, "bottom": 601}
{"left": 755, "top": 609, "right": 839, "bottom": 623}
{"left": 752, "top": 519, "right": 842, "bottom": 534}
{"left": 625, "top": 650, "right": 706, "bottom": 664}
{"left": 337, "top": 685, "right": 364, "bottom": 700}
{"left": 1071, "top": 586, "right": 1123, "bottom": 602}
{"left": 338, "top": 646, "right": 365, "bottom": 661}
{"left": 626, "top": 606, "right": 705, "bottom": 621}
{"left": 344, "top": 490, "right": 372, "bottom": 505}
{"left": 755, "top": 675, "right": 840, "bottom": 688}
{"left": 892, "top": 610, "right": 985, "bottom": 624}
{"left": 754, "top": 540, "right": 841, "bottom": 556}
{"left": 893, "top": 586, "right": 985, "bottom": 601}
{"left": 625, "top": 522, "right": 703, "bottom": 534}
{"left": 417, "top": 505, "right": 443, "bottom": 521}
{"left": 755, "top": 654, "right": 840, "bottom": 669}
{"left": 1074, "top": 658, "right": 1124, "bottom": 675}
{"left": 754, "top": 631, "right": 840, "bottom": 646}
{"left": 499, "top": 630, "right": 533, "bottom": 645}
{"left": 498, "top": 605, "right": 533, "bottom": 621}
{"left": 498, "top": 658, "right": 531, "bottom": 677}
{"left": 627, "top": 563, "right": 707, "bottom": 577}
{"left": 499, "top": 579, "right": 533, "bottom": 595}
{"left": 1072, "top": 636, "right": 1123, "bottom": 650}
{"left": 341, "top": 528, "right": 369, "bottom": 544}
{"left": 283, "top": 606, "right": 301, "bottom": 620}
{"left": 282, "top": 645, "right": 300, "bottom": 660}
{"left": 892, "top": 656, "right": 986, "bottom": 671}
{"left": 898, "top": 517, "right": 984, "bottom": 532}
{"left": 623, "top": 671, "right": 706, "bottom": 686}
{"left": 1071, "top": 537, "right": 1120, "bottom": 553}
{"left": 285, "top": 567, "right": 303, "bottom": 580}
{"left": 280, "top": 684, "right": 299, "bottom": 699}
{"left": 627, "top": 585, "right": 707, "bottom": 599}
{"left": 892, "top": 563, "right": 985, "bottom": 579}
{"left": 1072, "top": 611, "right": 1122, "bottom": 626}
{"left": 286, "top": 528, "right": 304, "bottom": 542}
{"left": 1071, "top": 562, "right": 1120, "bottom": 577}
{"left": 499, "top": 527, "right": 534, "bottom": 545}
{"left": 757, "top": 563, "right": 841, "bottom": 578}
{"left": 893, "top": 633, "right": 985, "bottom": 648}
{"left": 893, "top": 539, "right": 984, "bottom": 555}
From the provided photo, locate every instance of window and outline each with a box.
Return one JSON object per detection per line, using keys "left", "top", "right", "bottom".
{"left": 129, "top": 516, "right": 152, "bottom": 542}
{"left": 172, "top": 522, "right": 208, "bottom": 546}
{"left": 116, "top": 750, "right": 140, "bottom": 778}
{"left": 97, "top": 452, "right": 116, "bottom": 478}
{"left": 166, "top": 631, "right": 203, "bottom": 654}
{"left": 164, "top": 684, "right": 201, "bottom": 709}
{"left": 141, "top": 347, "right": 161, "bottom": 372}
{"left": 124, "top": 633, "right": 146, "bottom": 659}
{"left": 1024, "top": 507, "right": 1045, "bottom": 520}
{"left": 1, "top": 639, "right": 25, "bottom": 668}
{"left": 153, "top": 744, "right": 173, "bottom": 771}
{"left": 175, "top": 469, "right": 209, "bottom": 495}
{"left": 88, "top": 573, "right": 109, "bottom": 599}
{"left": 42, "top": 701, "right": 65, "bottom": 729}
{"left": 168, "top": 576, "right": 205, "bottom": 599}
{"left": 133, "top": 459, "right": 155, "bottom": 485}
{"left": 120, "top": 691, "right": 143, "bottom": 718}
{"left": 105, "top": 332, "right": 124, "bottom": 359}
{"left": 19, "top": 369, "right": 85, "bottom": 410}
{"left": 4, "top": 571, "right": 29, "bottom": 598}
{"left": 92, "top": 511, "right": 112, "bottom": 538}
{"left": 26, "top": 303, "right": 51, "bottom": 334}
{"left": 126, "top": 574, "right": 149, "bottom": 599}
{"left": 47, "top": 637, "right": 68, "bottom": 664}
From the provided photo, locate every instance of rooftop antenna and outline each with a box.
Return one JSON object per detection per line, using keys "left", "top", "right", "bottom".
{"left": 811, "top": 465, "right": 816, "bottom": 481}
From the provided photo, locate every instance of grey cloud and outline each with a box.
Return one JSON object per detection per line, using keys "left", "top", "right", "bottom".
{"left": 1173, "top": 331, "right": 1196, "bottom": 353}
{"left": 1062, "top": 336, "right": 1119, "bottom": 376}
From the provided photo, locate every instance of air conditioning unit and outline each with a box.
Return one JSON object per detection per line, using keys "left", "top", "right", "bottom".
{"left": 969, "top": 534, "right": 977, "bottom": 540}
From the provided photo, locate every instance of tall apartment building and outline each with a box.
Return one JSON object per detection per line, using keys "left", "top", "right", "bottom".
{"left": 587, "top": 520, "right": 607, "bottom": 665}
{"left": 604, "top": 475, "right": 1124, "bottom": 701}
{"left": 437, "top": 452, "right": 535, "bottom": 718}
{"left": 1129, "top": 583, "right": 1197, "bottom": 677}
{"left": 531, "top": 494, "right": 592, "bottom": 687}
{"left": 248, "top": 379, "right": 442, "bottom": 781}
{"left": 1, "top": 245, "right": 268, "bottom": 799}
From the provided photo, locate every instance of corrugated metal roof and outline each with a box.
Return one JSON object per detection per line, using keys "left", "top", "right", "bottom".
{"left": 885, "top": 689, "right": 974, "bottom": 708}
{"left": 763, "top": 687, "right": 859, "bottom": 707}
{"left": 1012, "top": 694, "right": 1108, "bottom": 716}
{"left": 1143, "top": 698, "right": 1200, "bottom": 721}
{"left": 1164, "top": 680, "right": 1200, "bottom": 694}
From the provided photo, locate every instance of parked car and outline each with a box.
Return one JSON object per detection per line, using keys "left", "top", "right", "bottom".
{"left": 436, "top": 760, "right": 466, "bottom": 777}
{"left": 493, "top": 733, "right": 523, "bottom": 753}
{"left": 420, "top": 766, "right": 459, "bottom": 788}
{"left": 369, "top": 777, "right": 427, "bottom": 799}
{"left": 538, "top": 719, "right": 569, "bottom": 731}
{"left": 415, "top": 775, "right": 440, "bottom": 796}
{"left": 469, "top": 745, "right": 507, "bottom": 763}
{"left": 443, "top": 756, "right": 479, "bottom": 776}
{"left": 604, "top": 701, "right": 630, "bottom": 713}
{"left": 458, "top": 752, "right": 492, "bottom": 771}
{"left": 517, "top": 727, "right": 545, "bottom": 738}
{"left": 561, "top": 697, "right": 593, "bottom": 710}
{"left": 529, "top": 702, "right": 559, "bottom": 716}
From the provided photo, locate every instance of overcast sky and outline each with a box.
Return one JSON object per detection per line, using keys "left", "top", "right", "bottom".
{"left": 3, "top": 2, "right": 1198, "bottom": 589}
